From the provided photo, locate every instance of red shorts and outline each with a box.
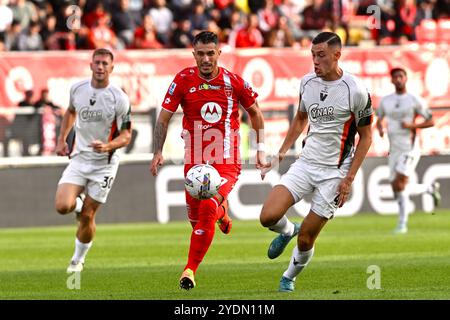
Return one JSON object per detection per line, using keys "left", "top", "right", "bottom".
{"left": 184, "top": 163, "right": 240, "bottom": 222}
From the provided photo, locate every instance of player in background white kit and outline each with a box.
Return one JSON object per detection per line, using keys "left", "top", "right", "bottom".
{"left": 259, "top": 32, "right": 373, "bottom": 292}
{"left": 54, "top": 48, "right": 132, "bottom": 273}
{"left": 376, "top": 67, "right": 440, "bottom": 234}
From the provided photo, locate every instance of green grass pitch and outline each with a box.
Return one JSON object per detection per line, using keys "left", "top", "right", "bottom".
{"left": 0, "top": 211, "right": 449, "bottom": 300}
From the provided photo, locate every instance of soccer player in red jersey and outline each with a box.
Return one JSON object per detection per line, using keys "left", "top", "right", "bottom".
{"left": 150, "top": 31, "right": 268, "bottom": 290}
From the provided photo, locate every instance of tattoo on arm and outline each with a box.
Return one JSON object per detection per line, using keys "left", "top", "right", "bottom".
{"left": 153, "top": 121, "right": 168, "bottom": 153}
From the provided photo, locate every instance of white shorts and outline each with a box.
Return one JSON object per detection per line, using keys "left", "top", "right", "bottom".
{"left": 388, "top": 149, "right": 420, "bottom": 181}
{"left": 58, "top": 155, "right": 119, "bottom": 203}
{"left": 279, "top": 159, "right": 350, "bottom": 219}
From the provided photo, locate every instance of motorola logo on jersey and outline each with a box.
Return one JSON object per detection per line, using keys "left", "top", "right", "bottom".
{"left": 201, "top": 102, "right": 222, "bottom": 123}
{"left": 309, "top": 103, "right": 335, "bottom": 123}
{"left": 79, "top": 106, "right": 103, "bottom": 122}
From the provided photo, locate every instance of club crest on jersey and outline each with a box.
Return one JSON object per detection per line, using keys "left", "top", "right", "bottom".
{"left": 80, "top": 106, "right": 103, "bottom": 122}
{"left": 224, "top": 85, "right": 233, "bottom": 98}
{"left": 308, "top": 103, "right": 335, "bottom": 123}
{"left": 320, "top": 86, "right": 329, "bottom": 101}
{"left": 169, "top": 82, "right": 177, "bottom": 95}
{"left": 201, "top": 102, "right": 222, "bottom": 124}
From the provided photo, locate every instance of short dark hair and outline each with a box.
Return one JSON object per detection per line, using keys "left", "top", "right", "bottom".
{"left": 193, "top": 31, "right": 218, "bottom": 46}
{"left": 312, "top": 32, "right": 342, "bottom": 48}
{"left": 390, "top": 67, "right": 407, "bottom": 77}
{"left": 92, "top": 48, "right": 114, "bottom": 61}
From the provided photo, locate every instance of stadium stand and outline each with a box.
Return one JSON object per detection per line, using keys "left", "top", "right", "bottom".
{"left": 0, "top": 0, "right": 449, "bottom": 157}
{"left": 0, "top": 0, "right": 449, "bottom": 52}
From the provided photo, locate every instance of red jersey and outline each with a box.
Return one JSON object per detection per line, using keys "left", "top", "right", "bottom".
{"left": 162, "top": 66, "right": 258, "bottom": 166}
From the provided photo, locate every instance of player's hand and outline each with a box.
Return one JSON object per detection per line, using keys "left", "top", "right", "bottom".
{"left": 91, "top": 140, "right": 111, "bottom": 153}
{"left": 376, "top": 124, "right": 384, "bottom": 137}
{"left": 335, "top": 177, "right": 352, "bottom": 208}
{"left": 256, "top": 151, "right": 271, "bottom": 180}
{"left": 378, "top": 129, "right": 384, "bottom": 137}
{"left": 150, "top": 153, "right": 164, "bottom": 176}
{"left": 401, "top": 122, "right": 413, "bottom": 129}
{"left": 55, "top": 140, "right": 69, "bottom": 156}
{"left": 260, "top": 152, "right": 284, "bottom": 181}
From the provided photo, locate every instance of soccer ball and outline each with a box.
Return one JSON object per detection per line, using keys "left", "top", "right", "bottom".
{"left": 185, "top": 164, "right": 224, "bottom": 200}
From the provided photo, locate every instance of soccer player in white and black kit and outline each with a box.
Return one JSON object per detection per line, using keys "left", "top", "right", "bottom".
{"left": 54, "top": 48, "right": 132, "bottom": 273}
{"left": 259, "top": 32, "right": 373, "bottom": 292}
{"left": 376, "top": 67, "right": 440, "bottom": 234}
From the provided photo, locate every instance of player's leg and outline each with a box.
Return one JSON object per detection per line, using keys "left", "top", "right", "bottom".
{"left": 403, "top": 153, "right": 440, "bottom": 209}
{"left": 55, "top": 159, "right": 87, "bottom": 216}
{"left": 260, "top": 160, "right": 311, "bottom": 259}
{"left": 394, "top": 152, "right": 414, "bottom": 233}
{"left": 179, "top": 190, "right": 199, "bottom": 289}
{"left": 184, "top": 164, "right": 200, "bottom": 229}
{"left": 405, "top": 182, "right": 441, "bottom": 207}
{"left": 55, "top": 183, "right": 85, "bottom": 215}
{"left": 67, "top": 195, "right": 101, "bottom": 272}
{"left": 67, "top": 160, "right": 118, "bottom": 272}
{"left": 180, "top": 163, "right": 209, "bottom": 289}
{"left": 430, "top": 181, "right": 441, "bottom": 208}
{"left": 181, "top": 193, "right": 220, "bottom": 290}
{"left": 215, "top": 169, "right": 239, "bottom": 234}
{"left": 180, "top": 166, "right": 238, "bottom": 289}
{"left": 184, "top": 195, "right": 229, "bottom": 274}
{"left": 216, "top": 197, "right": 231, "bottom": 234}
{"left": 279, "top": 210, "right": 328, "bottom": 292}
{"left": 260, "top": 185, "right": 300, "bottom": 259}
{"left": 260, "top": 185, "right": 295, "bottom": 227}
{"left": 392, "top": 173, "right": 409, "bottom": 233}
{"left": 388, "top": 152, "right": 408, "bottom": 233}
{"left": 278, "top": 166, "right": 341, "bottom": 292}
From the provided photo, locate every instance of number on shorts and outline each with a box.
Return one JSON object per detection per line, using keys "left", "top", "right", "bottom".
{"left": 101, "top": 176, "right": 114, "bottom": 189}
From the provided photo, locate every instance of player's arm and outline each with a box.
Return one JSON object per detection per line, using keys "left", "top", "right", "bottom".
{"left": 403, "top": 97, "right": 434, "bottom": 129}
{"left": 375, "top": 101, "right": 384, "bottom": 137}
{"left": 277, "top": 109, "right": 308, "bottom": 161}
{"left": 91, "top": 128, "right": 132, "bottom": 153}
{"left": 375, "top": 114, "right": 384, "bottom": 137}
{"left": 275, "top": 77, "right": 310, "bottom": 161}
{"left": 55, "top": 105, "right": 76, "bottom": 156}
{"left": 92, "top": 100, "right": 132, "bottom": 153}
{"left": 260, "top": 100, "right": 308, "bottom": 179}
{"left": 336, "top": 89, "right": 374, "bottom": 207}
{"left": 402, "top": 116, "right": 434, "bottom": 129}
{"left": 245, "top": 101, "right": 269, "bottom": 170}
{"left": 150, "top": 108, "right": 174, "bottom": 176}
{"left": 336, "top": 123, "right": 372, "bottom": 207}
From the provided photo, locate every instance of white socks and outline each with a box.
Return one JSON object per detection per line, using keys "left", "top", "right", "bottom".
{"left": 75, "top": 197, "right": 83, "bottom": 213}
{"left": 395, "top": 191, "right": 408, "bottom": 227}
{"left": 71, "top": 238, "right": 93, "bottom": 264}
{"left": 283, "top": 246, "right": 315, "bottom": 280}
{"left": 268, "top": 216, "right": 295, "bottom": 236}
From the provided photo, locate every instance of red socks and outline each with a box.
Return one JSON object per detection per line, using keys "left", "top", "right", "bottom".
{"left": 185, "top": 197, "right": 219, "bottom": 273}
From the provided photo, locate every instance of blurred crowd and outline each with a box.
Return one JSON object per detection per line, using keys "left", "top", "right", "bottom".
{"left": 0, "top": 0, "right": 449, "bottom": 52}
